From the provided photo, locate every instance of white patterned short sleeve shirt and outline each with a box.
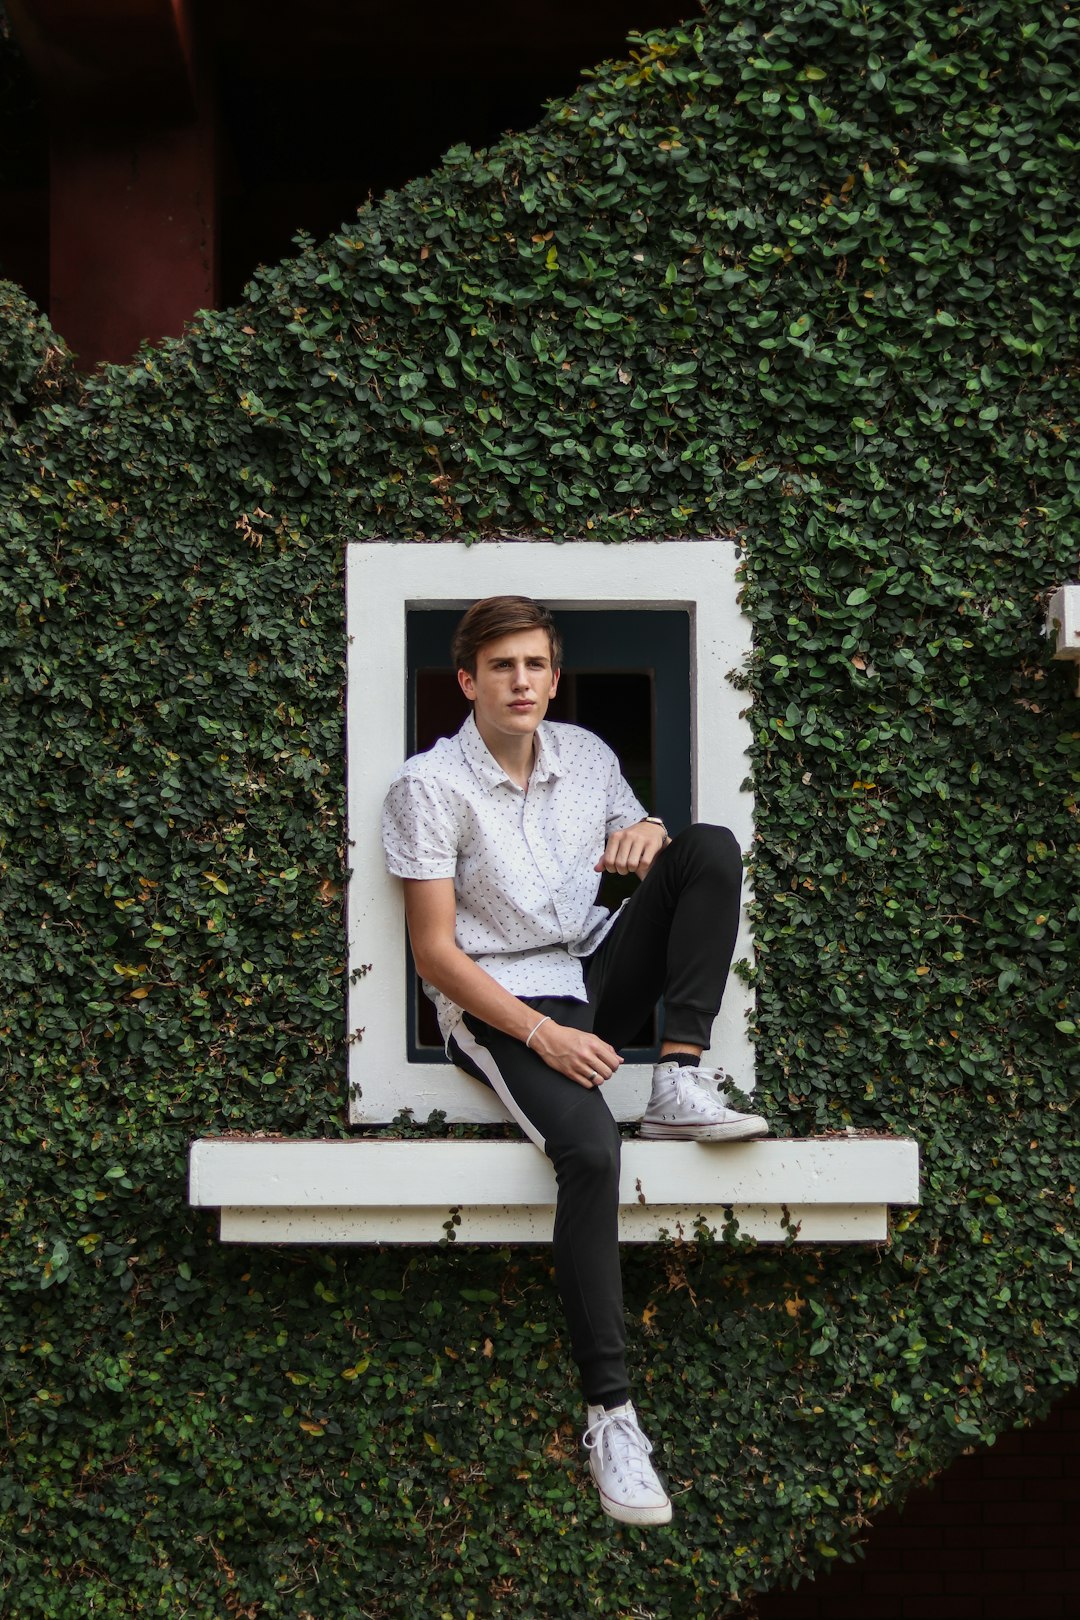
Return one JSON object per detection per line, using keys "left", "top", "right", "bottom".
{"left": 381, "top": 712, "right": 647, "bottom": 1045}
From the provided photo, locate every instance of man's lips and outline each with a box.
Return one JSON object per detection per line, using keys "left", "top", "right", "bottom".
{"left": 509, "top": 701, "right": 535, "bottom": 710}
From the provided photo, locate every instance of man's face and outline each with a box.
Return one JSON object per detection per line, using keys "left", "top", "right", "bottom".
{"left": 457, "top": 628, "right": 560, "bottom": 743}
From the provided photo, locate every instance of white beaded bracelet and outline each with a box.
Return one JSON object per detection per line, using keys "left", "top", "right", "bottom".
{"left": 525, "top": 1015, "right": 551, "bottom": 1049}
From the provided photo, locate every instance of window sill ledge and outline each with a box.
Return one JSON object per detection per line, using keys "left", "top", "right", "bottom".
{"left": 188, "top": 1135, "right": 919, "bottom": 1244}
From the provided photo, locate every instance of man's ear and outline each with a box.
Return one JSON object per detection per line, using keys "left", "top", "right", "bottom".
{"left": 457, "top": 667, "right": 476, "bottom": 702}
{"left": 548, "top": 668, "right": 560, "bottom": 699}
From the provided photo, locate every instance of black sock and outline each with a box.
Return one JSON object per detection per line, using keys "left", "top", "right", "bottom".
{"left": 592, "top": 1388, "right": 630, "bottom": 1411}
{"left": 660, "top": 1051, "right": 700, "bottom": 1069}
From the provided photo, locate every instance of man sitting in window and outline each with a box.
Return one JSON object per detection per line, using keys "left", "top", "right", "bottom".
{"left": 381, "top": 595, "right": 768, "bottom": 1527}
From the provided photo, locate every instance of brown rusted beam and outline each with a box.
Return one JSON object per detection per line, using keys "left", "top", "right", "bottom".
{"left": 6, "top": 1, "right": 217, "bottom": 363}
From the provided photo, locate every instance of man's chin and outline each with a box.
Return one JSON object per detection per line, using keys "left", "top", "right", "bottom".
{"left": 481, "top": 710, "right": 545, "bottom": 740}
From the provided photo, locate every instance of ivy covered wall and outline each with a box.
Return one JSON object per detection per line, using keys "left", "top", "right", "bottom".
{"left": 1, "top": 2, "right": 1078, "bottom": 1616}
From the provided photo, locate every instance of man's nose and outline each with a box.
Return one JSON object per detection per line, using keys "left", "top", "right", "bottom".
{"left": 512, "top": 664, "right": 531, "bottom": 688}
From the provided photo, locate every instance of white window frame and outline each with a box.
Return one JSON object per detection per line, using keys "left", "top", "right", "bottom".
{"left": 346, "top": 539, "right": 756, "bottom": 1126}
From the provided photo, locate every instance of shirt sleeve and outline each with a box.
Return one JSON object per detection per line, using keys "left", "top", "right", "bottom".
{"left": 381, "top": 773, "right": 460, "bottom": 880}
{"left": 603, "top": 746, "right": 648, "bottom": 834}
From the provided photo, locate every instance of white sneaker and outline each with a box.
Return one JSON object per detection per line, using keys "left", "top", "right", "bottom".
{"left": 685, "top": 1061, "right": 748, "bottom": 1108}
{"left": 583, "top": 1400, "right": 672, "bottom": 1526}
{"left": 639, "top": 1060, "right": 770, "bottom": 1141}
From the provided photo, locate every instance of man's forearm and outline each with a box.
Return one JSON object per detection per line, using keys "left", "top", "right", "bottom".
{"left": 415, "top": 939, "right": 552, "bottom": 1045}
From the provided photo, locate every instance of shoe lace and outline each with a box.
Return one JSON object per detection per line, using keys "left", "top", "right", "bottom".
{"left": 583, "top": 1409, "right": 655, "bottom": 1486}
{"left": 674, "top": 1065, "right": 750, "bottom": 1118}
{"left": 683, "top": 1063, "right": 730, "bottom": 1091}
{"left": 669, "top": 1068, "right": 713, "bottom": 1115}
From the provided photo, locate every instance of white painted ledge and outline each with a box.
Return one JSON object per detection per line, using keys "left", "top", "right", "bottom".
{"left": 189, "top": 1136, "right": 919, "bottom": 1244}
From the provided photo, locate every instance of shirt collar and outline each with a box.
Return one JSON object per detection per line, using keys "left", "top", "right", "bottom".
{"left": 458, "top": 711, "right": 565, "bottom": 792}
{"left": 533, "top": 723, "right": 564, "bottom": 785}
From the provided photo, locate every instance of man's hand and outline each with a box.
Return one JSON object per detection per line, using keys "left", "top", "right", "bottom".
{"left": 529, "top": 1020, "right": 623, "bottom": 1089}
{"left": 594, "top": 820, "right": 667, "bottom": 878}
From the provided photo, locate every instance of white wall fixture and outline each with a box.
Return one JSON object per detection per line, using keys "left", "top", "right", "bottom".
{"left": 1048, "top": 584, "right": 1080, "bottom": 693}
{"left": 189, "top": 1136, "right": 921, "bottom": 1244}
{"left": 345, "top": 539, "right": 757, "bottom": 1126}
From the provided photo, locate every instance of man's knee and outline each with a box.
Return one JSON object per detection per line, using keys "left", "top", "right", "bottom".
{"left": 670, "top": 822, "right": 742, "bottom": 884}
{"left": 551, "top": 1123, "right": 621, "bottom": 1188}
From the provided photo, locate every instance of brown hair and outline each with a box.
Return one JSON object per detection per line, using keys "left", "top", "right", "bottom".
{"left": 450, "top": 596, "right": 563, "bottom": 676}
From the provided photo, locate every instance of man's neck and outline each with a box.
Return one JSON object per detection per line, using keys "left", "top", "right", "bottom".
{"left": 474, "top": 715, "right": 537, "bottom": 789}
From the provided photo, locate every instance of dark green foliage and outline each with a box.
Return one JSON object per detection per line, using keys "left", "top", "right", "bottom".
{"left": 1, "top": 2, "right": 1078, "bottom": 1615}
{"left": 0, "top": 281, "right": 76, "bottom": 431}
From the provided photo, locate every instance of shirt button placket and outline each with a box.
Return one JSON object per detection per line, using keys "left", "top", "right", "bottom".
{"left": 523, "top": 784, "right": 568, "bottom": 928}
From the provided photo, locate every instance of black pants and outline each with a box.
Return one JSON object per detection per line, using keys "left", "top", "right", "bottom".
{"left": 448, "top": 824, "right": 743, "bottom": 1405}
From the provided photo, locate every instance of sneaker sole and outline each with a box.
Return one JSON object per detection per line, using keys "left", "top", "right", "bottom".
{"left": 596, "top": 1486, "right": 673, "bottom": 1526}
{"left": 638, "top": 1120, "right": 770, "bottom": 1142}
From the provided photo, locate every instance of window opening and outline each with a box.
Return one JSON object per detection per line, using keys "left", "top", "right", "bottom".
{"left": 406, "top": 608, "right": 690, "bottom": 1060}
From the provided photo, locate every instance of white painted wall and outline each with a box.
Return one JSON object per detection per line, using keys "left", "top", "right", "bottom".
{"left": 346, "top": 540, "right": 756, "bottom": 1125}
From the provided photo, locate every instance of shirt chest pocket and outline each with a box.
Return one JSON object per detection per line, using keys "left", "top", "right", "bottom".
{"left": 548, "top": 795, "right": 606, "bottom": 870}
